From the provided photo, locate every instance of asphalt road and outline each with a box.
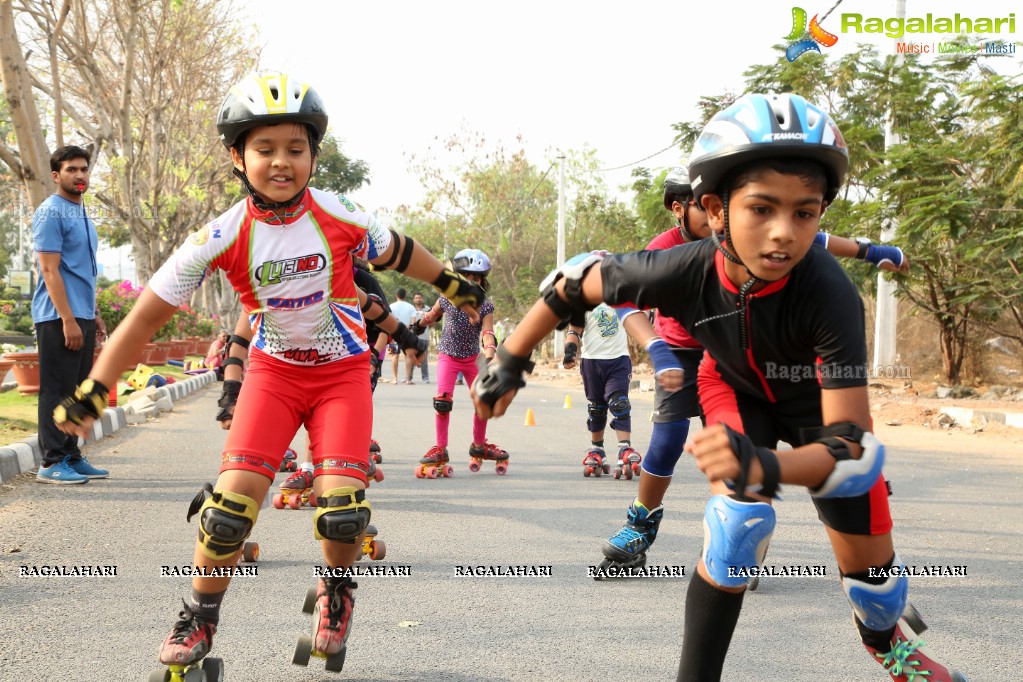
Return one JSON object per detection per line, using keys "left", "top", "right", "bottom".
{"left": 0, "top": 378, "right": 1018, "bottom": 681}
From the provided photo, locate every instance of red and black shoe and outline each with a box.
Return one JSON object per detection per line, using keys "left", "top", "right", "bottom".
{"left": 369, "top": 439, "right": 382, "bottom": 464}
{"left": 420, "top": 445, "right": 449, "bottom": 465}
{"left": 469, "top": 442, "right": 509, "bottom": 461}
{"left": 159, "top": 601, "right": 216, "bottom": 666}
{"left": 281, "top": 469, "right": 313, "bottom": 492}
{"left": 313, "top": 576, "right": 358, "bottom": 655}
{"left": 865, "top": 615, "right": 968, "bottom": 681}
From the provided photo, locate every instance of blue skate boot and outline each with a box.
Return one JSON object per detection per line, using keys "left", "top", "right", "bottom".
{"left": 596, "top": 499, "right": 664, "bottom": 578}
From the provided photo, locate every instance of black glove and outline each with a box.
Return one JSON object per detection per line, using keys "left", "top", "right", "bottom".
{"left": 432, "top": 269, "right": 486, "bottom": 309}
{"left": 53, "top": 379, "right": 109, "bottom": 426}
{"left": 394, "top": 322, "right": 426, "bottom": 358}
{"left": 215, "top": 379, "right": 242, "bottom": 422}
{"left": 474, "top": 344, "right": 535, "bottom": 408}
{"left": 410, "top": 321, "right": 427, "bottom": 336}
{"left": 563, "top": 341, "right": 578, "bottom": 367}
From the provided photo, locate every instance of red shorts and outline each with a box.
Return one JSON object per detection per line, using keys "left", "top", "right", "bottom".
{"left": 222, "top": 348, "right": 372, "bottom": 484}
{"left": 698, "top": 354, "right": 892, "bottom": 536}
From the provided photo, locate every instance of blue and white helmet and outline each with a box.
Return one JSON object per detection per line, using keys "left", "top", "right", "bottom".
{"left": 688, "top": 93, "right": 848, "bottom": 203}
{"left": 451, "top": 248, "right": 491, "bottom": 275}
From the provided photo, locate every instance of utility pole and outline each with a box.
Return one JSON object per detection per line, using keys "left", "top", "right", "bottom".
{"left": 554, "top": 153, "right": 567, "bottom": 360}
{"left": 873, "top": 0, "right": 905, "bottom": 376}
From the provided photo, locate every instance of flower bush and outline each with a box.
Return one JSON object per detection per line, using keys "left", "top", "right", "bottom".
{"left": 2, "top": 342, "right": 25, "bottom": 354}
{"left": 96, "top": 280, "right": 141, "bottom": 335}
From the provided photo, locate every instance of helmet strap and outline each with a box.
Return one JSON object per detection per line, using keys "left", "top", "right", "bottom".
{"left": 711, "top": 190, "right": 762, "bottom": 286}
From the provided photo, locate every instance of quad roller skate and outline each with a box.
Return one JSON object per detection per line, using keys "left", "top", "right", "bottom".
{"left": 864, "top": 603, "right": 968, "bottom": 681}
{"left": 279, "top": 447, "right": 298, "bottom": 472}
{"left": 273, "top": 470, "right": 316, "bottom": 509}
{"left": 369, "top": 439, "right": 382, "bottom": 464}
{"left": 357, "top": 524, "right": 386, "bottom": 561}
{"left": 582, "top": 446, "right": 611, "bottom": 478}
{"left": 594, "top": 500, "right": 664, "bottom": 579}
{"left": 613, "top": 446, "right": 642, "bottom": 480}
{"left": 293, "top": 575, "right": 357, "bottom": 673}
{"left": 468, "top": 442, "right": 509, "bottom": 475}
{"left": 415, "top": 445, "right": 453, "bottom": 479}
{"left": 149, "top": 602, "right": 223, "bottom": 682}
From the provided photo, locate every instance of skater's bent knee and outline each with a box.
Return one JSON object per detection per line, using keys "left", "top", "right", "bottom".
{"left": 314, "top": 487, "right": 372, "bottom": 543}
{"left": 844, "top": 554, "right": 908, "bottom": 631}
{"left": 194, "top": 489, "right": 260, "bottom": 561}
{"left": 702, "top": 494, "right": 775, "bottom": 588}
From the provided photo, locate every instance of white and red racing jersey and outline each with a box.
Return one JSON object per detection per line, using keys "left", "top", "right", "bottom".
{"left": 148, "top": 188, "right": 391, "bottom": 366}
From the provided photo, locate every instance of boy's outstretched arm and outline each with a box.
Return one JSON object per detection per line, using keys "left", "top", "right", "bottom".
{"left": 369, "top": 231, "right": 485, "bottom": 324}
{"left": 473, "top": 255, "right": 605, "bottom": 419}
{"left": 819, "top": 233, "right": 909, "bottom": 273}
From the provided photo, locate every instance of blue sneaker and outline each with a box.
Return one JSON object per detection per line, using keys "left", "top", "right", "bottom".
{"left": 36, "top": 457, "right": 89, "bottom": 485}
{"left": 68, "top": 456, "right": 109, "bottom": 479}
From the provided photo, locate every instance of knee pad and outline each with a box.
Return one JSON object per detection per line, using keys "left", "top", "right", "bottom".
{"left": 811, "top": 431, "right": 886, "bottom": 499}
{"left": 702, "top": 494, "right": 775, "bottom": 588}
{"left": 433, "top": 392, "right": 453, "bottom": 416}
{"left": 642, "top": 418, "right": 690, "bottom": 477}
{"left": 313, "top": 487, "right": 372, "bottom": 543}
{"left": 188, "top": 486, "right": 260, "bottom": 561}
{"left": 608, "top": 392, "right": 631, "bottom": 430}
{"left": 586, "top": 402, "right": 608, "bottom": 433}
{"left": 844, "top": 556, "right": 909, "bottom": 631}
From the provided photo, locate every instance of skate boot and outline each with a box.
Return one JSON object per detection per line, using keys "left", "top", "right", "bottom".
{"left": 293, "top": 576, "right": 357, "bottom": 672}
{"left": 274, "top": 469, "right": 314, "bottom": 509}
{"left": 369, "top": 439, "right": 382, "bottom": 464}
{"left": 367, "top": 459, "right": 385, "bottom": 485}
{"left": 596, "top": 500, "right": 664, "bottom": 578}
{"left": 468, "top": 442, "right": 509, "bottom": 475}
{"left": 583, "top": 446, "right": 610, "bottom": 477}
{"left": 280, "top": 447, "right": 299, "bottom": 472}
{"left": 863, "top": 605, "right": 968, "bottom": 681}
{"left": 613, "top": 445, "right": 642, "bottom": 480}
{"left": 158, "top": 600, "right": 217, "bottom": 666}
{"left": 416, "top": 445, "right": 452, "bottom": 479}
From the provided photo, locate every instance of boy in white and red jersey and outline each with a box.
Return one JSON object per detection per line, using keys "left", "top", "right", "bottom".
{"left": 54, "top": 71, "right": 485, "bottom": 677}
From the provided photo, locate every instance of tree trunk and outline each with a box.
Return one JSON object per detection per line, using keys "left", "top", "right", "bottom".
{"left": 0, "top": 0, "right": 51, "bottom": 206}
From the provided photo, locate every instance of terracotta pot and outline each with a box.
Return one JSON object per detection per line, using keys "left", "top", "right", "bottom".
{"left": 3, "top": 351, "right": 41, "bottom": 396}
{"left": 0, "top": 357, "right": 15, "bottom": 384}
{"left": 148, "top": 341, "right": 173, "bottom": 365}
{"left": 188, "top": 337, "right": 205, "bottom": 355}
{"left": 168, "top": 340, "right": 191, "bottom": 362}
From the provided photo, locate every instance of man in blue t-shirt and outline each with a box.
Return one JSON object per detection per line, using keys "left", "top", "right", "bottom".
{"left": 32, "top": 145, "right": 109, "bottom": 484}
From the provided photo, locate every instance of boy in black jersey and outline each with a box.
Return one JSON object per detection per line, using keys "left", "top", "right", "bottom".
{"left": 474, "top": 93, "right": 965, "bottom": 682}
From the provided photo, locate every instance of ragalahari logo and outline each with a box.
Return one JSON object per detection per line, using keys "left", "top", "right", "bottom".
{"left": 785, "top": 0, "right": 843, "bottom": 61}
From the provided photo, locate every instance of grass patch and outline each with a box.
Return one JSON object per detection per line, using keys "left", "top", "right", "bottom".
{"left": 0, "top": 355, "right": 208, "bottom": 443}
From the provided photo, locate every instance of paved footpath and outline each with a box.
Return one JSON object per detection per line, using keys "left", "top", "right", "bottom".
{"left": 0, "top": 379, "right": 1017, "bottom": 680}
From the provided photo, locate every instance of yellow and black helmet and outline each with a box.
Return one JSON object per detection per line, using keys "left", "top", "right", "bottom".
{"left": 217, "top": 72, "right": 328, "bottom": 150}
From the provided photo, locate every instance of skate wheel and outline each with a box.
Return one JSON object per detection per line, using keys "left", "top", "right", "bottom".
{"left": 272, "top": 493, "right": 285, "bottom": 509}
{"left": 902, "top": 602, "right": 928, "bottom": 634}
{"left": 373, "top": 467, "right": 385, "bottom": 482}
{"left": 370, "top": 539, "right": 386, "bottom": 561}
{"left": 415, "top": 466, "right": 425, "bottom": 478}
{"left": 633, "top": 464, "right": 641, "bottom": 477}
{"left": 182, "top": 668, "right": 205, "bottom": 682}
{"left": 584, "top": 466, "right": 593, "bottom": 477}
{"left": 442, "top": 464, "right": 454, "bottom": 477}
{"left": 302, "top": 587, "right": 318, "bottom": 614}
{"left": 325, "top": 646, "right": 347, "bottom": 672}
{"left": 372, "top": 453, "right": 382, "bottom": 464}
{"left": 201, "top": 657, "right": 224, "bottom": 682}
{"left": 468, "top": 459, "right": 481, "bottom": 473}
{"left": 425, "top": 466, "right": 437, "bottom": 479}
{"left": 292, "top": 635, "right": 312, "bottom": 666}
{"left": 594, "top": 467, "right": 603, "bottom": 478}
{"left": 613, "top": 467, "right": 622, "bottom": 480}
{"left": 748, "top": 575, "right": 760, "bottom": 592}
{"left": 148, "top": 670, "right": 170, "bottom": 682}
{"left": 288, "top": 494, "right": 303, "bottom": 510}
{"left": 307, "top": 492, "right": 317, "bottom": 507}
{"left": 495, "top": 463, "right": 508, "bottom": 475}
{"left": 624, "top": 466, "right": 633, "bottom": 481}
{"left": 602, "top": 463, "right": 611, "bottom": 474}
{"left": 242, "top": 541, "right": 259, "bottom": 563}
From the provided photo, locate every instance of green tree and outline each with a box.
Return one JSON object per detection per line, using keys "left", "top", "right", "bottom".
{"left": 314, "top": 134, "right": 370, "bottom": 196}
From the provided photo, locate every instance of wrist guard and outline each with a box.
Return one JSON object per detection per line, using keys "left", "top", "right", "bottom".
{"left": 53, "top": 378, "right": 109, "bottom": 426}
{"left": 645, "top": 338, "right": 682, "bottom": 377}
{"left": 410, "top": 321, "right": 427, "bottom": 336}
{"left": 216, "top": 379, "right": 242, "bottom": 422}
{"left": 432, "top": 269, "right": 486, "bottom": 309}
{"left": 474, "top": 344, "right": 535, "bottom": 408}
{"left": 721, "top": 423, "right": 781, "bottom": 500}
{"left": 563, "top": 342, "right": 578, "bottom": 366}
{"left": 866, "top": 244, "right": 905, "bottom": 269}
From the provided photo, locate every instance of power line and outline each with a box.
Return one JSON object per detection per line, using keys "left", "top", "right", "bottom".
{"left": 590, "top": 142, "right": 681, "bottom": 173}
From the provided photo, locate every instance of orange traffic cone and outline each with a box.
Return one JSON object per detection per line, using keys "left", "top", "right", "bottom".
{"left": 563, "top": 394, "right": 572, "bottom": 409}
{"left": 524, "top": 408, "right": 536, "bottom": 426}
{"left": 108, "top": 386, "right": 117, "bottom": 408}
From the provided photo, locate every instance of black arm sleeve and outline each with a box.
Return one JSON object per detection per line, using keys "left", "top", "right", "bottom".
{"left": 599, "top": 242, "right": 710, "bottom": 319}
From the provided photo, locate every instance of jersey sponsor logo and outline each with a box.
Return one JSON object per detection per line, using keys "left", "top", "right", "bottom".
{"left": 337, "top": 195, "right": 357, "bottom": 212}
{"left": 266, "top": 290, "right": 325, "bottom": 310}
{"left": 189, "top": 225, "right": 211, "bottom": 246}
{"left": 282, "top": 347, "right": 336, "bottom": 364}
{"left": 256, "top": 254, "right": 326, "bottom": 286}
